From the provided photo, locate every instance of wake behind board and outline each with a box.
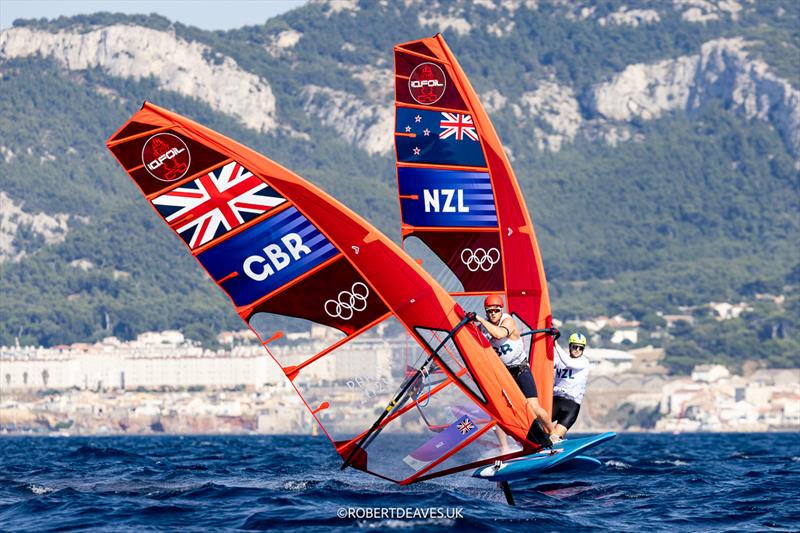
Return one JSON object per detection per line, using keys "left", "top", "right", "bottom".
{"left": 473, "top": 432, "right": 616, "bottom": 482}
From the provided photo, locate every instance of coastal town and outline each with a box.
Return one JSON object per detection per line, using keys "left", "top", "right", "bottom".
{"left": 2, "top": 325, "right": 797, "bottom": 436}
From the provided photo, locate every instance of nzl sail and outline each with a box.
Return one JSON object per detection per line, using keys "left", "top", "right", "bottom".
{"left": 106, "top": 103, "right": 545, "bottom": 484}
{"left": 393, "top": 35, "right": 556, "bottom": 417}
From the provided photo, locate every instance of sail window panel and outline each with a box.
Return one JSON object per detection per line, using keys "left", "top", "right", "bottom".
{"left": 415, "top": 430, "right": 524, "bottom": 481}
{"left": 405, "top": 232, "right": 504, "bottom": 294}
{"left": 250, "top": 312, "right": 345, "bottom": 368}
{"left": 404, "top": 236, "right": 464, "bottom": 293}
{"left": 283, "top": 317, "right": 412, "bottom": 444}
{"left": 511, "top": 313, "right": 535, "bottom": 367}
{"left": 452, "top": 295, "right": 488, "bottom": 316}
{"left": 414, "top": 327, "right": 487, "bottom": 404}
{"left": 358, "top": 379, "right": 494, "bottom": 482}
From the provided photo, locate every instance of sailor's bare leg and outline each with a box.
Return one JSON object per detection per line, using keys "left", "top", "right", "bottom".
{"left": 554, "top": 423, "right": 568, "bottom": 438}
{"left": 526, "top": 397, "right": 555, "bottom": 435}
{"left": 494, "top": 425, "right": 511, "bottom": 454}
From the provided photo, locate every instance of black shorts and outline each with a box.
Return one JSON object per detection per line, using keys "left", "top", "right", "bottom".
{"left": 507, "top": 365, "right": 538, "bottom": 399}
{"left": 552, "top": 396, "right": 581, "bottom": 429}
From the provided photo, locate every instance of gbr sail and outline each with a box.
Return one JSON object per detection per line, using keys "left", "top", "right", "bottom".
{"left": 393, "top": 35, "right": 556, "bottom": 416}
{"left": 107, "top": 103, "right": 546, "bottom": 484}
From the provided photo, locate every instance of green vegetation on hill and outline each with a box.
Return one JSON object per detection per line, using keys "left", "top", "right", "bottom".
{"left": 1, "top": 1, "right": 798, "bottom": 371}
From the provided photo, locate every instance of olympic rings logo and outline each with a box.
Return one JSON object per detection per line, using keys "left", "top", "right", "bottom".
{"left": 324, "top": 282, "right": 370, "bottom": 320}
{"left": 460, "top": 247, "right": 500, "bottom": 272}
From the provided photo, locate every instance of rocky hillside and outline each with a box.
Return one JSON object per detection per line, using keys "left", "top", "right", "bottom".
{"left": 0, "top": 0, "right": 797, "bottom": 364}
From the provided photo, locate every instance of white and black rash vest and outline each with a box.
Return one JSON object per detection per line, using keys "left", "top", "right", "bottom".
{"left": 553, "top": 343, "right": 590, "bottom": 404}
{"left": 480, "top": 313, "right": 526, "bottom": 367}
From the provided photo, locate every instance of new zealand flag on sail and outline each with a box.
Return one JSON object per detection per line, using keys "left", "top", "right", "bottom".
{"left": 395, "top": 108, "right": 486, "bottom": 167}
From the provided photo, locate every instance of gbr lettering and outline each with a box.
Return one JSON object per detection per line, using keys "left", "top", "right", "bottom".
{"left": 242, "top": 233, "right": 311, "bottom": 281}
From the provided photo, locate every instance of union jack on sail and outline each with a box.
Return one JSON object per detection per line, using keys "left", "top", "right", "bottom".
{"left": 457, "top": 417, "right": 476, "bottom": 435}
{"left": 439, "top": 113, "right": 478, "bottom": 141}
{"left": 152, "top": 161, "right": 286, "bottom": 249}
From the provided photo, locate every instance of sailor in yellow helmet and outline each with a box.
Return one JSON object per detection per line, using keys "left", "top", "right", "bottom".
{"left": 474, "top": 295, "right": 556, "bottom": 451}
{"left": 551, "top": 332, "right": 590, "bottom": 442}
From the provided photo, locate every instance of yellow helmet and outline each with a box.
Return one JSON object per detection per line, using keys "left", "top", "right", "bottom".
{"left": 568, "top": 332, "right": 587, "bottom": 347}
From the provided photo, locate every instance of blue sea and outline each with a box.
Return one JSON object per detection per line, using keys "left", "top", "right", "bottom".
{"left": 1, "top": 433, "right": 798, "bottom": 532}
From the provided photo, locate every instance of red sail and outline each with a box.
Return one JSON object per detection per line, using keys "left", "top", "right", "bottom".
{"left": 393, "top": 35, "right": 555, "bottom": 417}
{"left": 107, "top": 102, "right": 545, "bottom": 483}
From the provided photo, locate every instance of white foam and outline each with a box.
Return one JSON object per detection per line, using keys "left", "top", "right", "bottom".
{"left": 654, "top": 459, "right": 689, "bottom": 466}
{"left": 29, "top": 484, "right": 55, "bottom": 495}
{"left": 282, "top": 480, "right": 310, "bottom": 491}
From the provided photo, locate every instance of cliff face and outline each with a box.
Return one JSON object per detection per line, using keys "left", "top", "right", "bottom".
{"left": 591, "top": 38, "right": 800, "bottom": 158}
{"left": 0, "top": 192, "right": 70, "bottom": 263}
{"left": 1, "top": 17, "right": 797, "bottom": 157}
{"left": 0, "top": 25, "right": 277, "bottom": 132}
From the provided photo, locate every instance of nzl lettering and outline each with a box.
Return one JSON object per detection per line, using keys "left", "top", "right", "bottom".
{"left": 556, "top": 368, "right": 574, "bottom": 379}
{"left": 242, "top": 232, "right": 311, "bottom": 281}
{"left": 423, "top": 189, "right": 469, "bottom": 213}
{"left": 493, "top": 344, "right": 513, "bottom": 356}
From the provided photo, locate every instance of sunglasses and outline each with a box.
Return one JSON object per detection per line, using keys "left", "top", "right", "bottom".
{"left": 485, "top": 308, "right": 502, "bottom": 314}
{"left": 570, "top": 345, "right": 585, "bottom": 352}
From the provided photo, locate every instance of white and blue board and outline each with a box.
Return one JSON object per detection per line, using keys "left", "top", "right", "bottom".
{"left": 473, "top": 432, "right": 616, "bottom": 483}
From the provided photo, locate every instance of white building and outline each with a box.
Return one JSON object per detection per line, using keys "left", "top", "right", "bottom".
{"left": 610, "top": 329, "right": 638, "bottom": 345}
{"left": 584, "top": 348, "right": 635, "bottom": 376}
{"left": 0, "top": 341, "right": 284, "bottom": 392}
{"left": 691, "top": 364, "right": 730, "bottom": 383}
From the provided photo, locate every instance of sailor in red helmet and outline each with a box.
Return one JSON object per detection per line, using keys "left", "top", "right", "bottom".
{"left": 474, "top": 295, "right": 555, "bottom": 450}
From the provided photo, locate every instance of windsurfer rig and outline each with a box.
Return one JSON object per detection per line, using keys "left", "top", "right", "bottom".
{"left": 106, "top": 99, "right": 551, "bottom": 485}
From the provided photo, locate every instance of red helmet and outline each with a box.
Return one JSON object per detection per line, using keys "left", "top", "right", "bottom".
{"left": 484, "top": 295, "right": 504, "bottom": 308}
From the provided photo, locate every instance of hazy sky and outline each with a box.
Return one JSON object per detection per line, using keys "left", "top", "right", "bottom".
{"left": 0, "top": 0, "right": 308, "bottom": 31}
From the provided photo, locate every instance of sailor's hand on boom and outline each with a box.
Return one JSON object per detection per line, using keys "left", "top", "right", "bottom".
{"left": 476, "top": 314, "right": 515, "bottom": 340}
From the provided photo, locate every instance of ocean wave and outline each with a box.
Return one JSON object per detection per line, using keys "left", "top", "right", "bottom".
{"left": 652, "top": 459, "right": 689, "bottom": 466}
{"left": 1, "top": 433, "right": 798, "bottom": 531}
{"left": 67, "top": 444, "right": 141, "bottom": 459}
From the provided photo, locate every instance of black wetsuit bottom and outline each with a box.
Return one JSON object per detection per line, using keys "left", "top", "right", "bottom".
{"left": 552, "top": 396, "right": 581, "bottom": 429}
{"left": 507, "top": 365, "right": 538, "bottom": 398}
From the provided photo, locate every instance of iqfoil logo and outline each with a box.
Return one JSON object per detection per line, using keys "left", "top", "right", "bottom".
{"left": 142, "top": 132, "right": 191, "bottom": 182}
{"left": 409, "top": 62, "right": 446, "bottom": 105}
